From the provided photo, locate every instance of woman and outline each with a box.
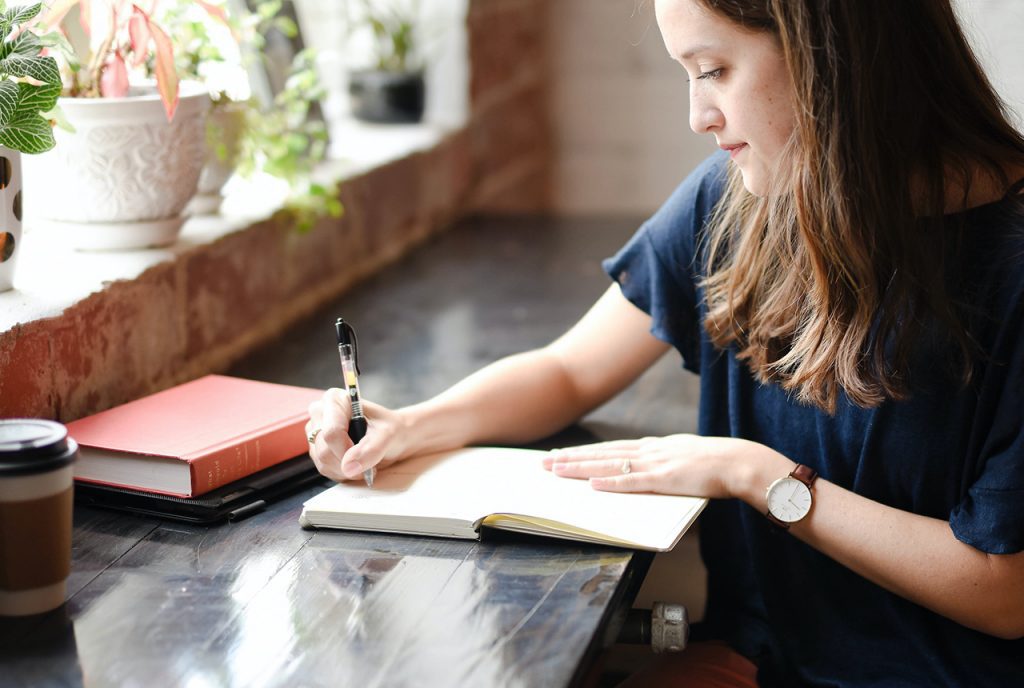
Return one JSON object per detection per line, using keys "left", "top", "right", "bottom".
{"left": 308, "top": 0, "right": 1024, "bottom": 684}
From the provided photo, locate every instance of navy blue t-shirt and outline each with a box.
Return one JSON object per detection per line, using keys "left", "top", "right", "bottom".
{"left": 604, "top": 152, "right": 1024, "bottom": 686}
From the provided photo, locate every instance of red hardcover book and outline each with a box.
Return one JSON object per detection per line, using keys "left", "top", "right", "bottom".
{"left": 66, "top": 375, "right": 323, "bottom": 497}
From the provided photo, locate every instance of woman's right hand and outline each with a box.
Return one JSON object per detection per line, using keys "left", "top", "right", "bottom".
{"left": 306, "top": 388, "right": 409, "bottom": 482}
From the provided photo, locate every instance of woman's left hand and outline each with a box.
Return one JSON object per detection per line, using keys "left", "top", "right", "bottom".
{"left": 542, "top": 434, "right": 779, "bottom": 499}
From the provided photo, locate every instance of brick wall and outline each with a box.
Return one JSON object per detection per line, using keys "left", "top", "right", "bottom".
{"left": 466, "top": 0, "right": 552, "bottom": 211}
{"left": 0, "top": 0, "right": 554, "bottom": 421}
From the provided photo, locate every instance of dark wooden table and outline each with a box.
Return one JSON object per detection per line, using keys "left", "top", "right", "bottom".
{"left": 0, "top": 216, "right": 700, "bottom": 688}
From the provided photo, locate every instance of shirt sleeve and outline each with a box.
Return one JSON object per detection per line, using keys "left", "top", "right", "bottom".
{"left": 602, "top": 151, "right": 729, "bottom": 373}
{"left": 949, "top": 292, "right": 1024, "bottom": 554}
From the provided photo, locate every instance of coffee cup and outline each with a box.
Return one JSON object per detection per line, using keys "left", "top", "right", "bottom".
{"left": 0, "top": 419, "right": 77, "bottom": 616}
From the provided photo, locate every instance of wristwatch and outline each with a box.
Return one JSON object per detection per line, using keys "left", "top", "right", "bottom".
{"left": 765, "top": 464, "right": 818, "bottom": 529}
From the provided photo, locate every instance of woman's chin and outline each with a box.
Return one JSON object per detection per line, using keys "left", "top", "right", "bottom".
{"left": 737, "top": 162, "right": 774, "bottom": 200}
{"left": 736, "top": 157, "right": 790, "bottom": 197}
{"left": 738, "top": 169, "right": 769, "bottom": 197}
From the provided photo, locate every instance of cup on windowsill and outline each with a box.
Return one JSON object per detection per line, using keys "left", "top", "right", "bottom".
{"left": 0, "top": 419, "right": 77, "bottom": 616}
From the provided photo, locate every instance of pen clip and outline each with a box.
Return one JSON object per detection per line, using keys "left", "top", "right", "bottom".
{"left": 335, "top": 317, "right": 360, "bottom": 375}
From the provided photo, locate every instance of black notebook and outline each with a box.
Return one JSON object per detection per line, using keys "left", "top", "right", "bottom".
{"left": 74, "top": 454, "right": 329, "bottom": 524}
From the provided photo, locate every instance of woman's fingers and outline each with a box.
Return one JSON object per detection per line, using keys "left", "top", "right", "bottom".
{"left": 308, "top": 388, "right": 354, "bottom": 481}
{"left": 589, "top": 472, "right": 657, "bottom": 493}
{"left": 543, "top": 437, "right": 671, "bottom": 493}
{"left": 319, "top": 388, "right": 352, "bottom": 452}
{"left": 339, "top": 399, "right": 396, "bottom": 478}
{"left": 544, "top": 442, "right": 644, "bottom": 480}
{"left": 550, "top": 457, "right": 638, "bottom": 479}
{"left": 343, "top": 422, "right": 381, "bottom": 464}
{"left": 543, "top": 441, "right": 642, "bottom": 470}
{"left": 308, "top": 391, "right": 403, "bottom": 482}
{"left": 548, "top": 451, "right": 662, "bottom": 493}
{"left": 341, "top": 431, "right": 382, "bottom": 479}
{"left": 546, "top": 434, "right": 740, "bottom": 498}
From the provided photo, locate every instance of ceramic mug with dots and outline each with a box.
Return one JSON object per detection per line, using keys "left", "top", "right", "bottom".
{"left": 0, "top": 148, "right": 23, "bottom": 292}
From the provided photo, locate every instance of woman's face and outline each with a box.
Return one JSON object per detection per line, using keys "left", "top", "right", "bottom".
{"left": 656, "top": 0, "right": 796, "bottom": 196}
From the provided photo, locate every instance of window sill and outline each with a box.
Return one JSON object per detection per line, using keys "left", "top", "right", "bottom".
{"left": 2, "top": 120, "right": 456, "bottom": 332}
{"left": 0, "top": 118, "right": 474, "bottom": 420}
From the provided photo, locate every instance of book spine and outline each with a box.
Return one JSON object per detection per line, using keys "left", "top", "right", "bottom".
{"left": 187, "top": 418, "right": 309, "bottom": 496}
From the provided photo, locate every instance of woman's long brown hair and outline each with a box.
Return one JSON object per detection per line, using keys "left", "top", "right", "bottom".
{"left": 697, "top": 0, "right": 1024, "bottom": 412}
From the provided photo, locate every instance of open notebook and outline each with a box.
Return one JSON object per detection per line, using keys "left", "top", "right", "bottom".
{"left": 299, "top": 447, "right": 707, "bottom": 552}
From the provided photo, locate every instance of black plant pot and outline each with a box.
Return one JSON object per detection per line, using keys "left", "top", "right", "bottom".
{"left": 348, "top": 70, "right": 425, "bottom": 124}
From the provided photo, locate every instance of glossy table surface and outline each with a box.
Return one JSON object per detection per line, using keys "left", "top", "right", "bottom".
{"left": 1, "top": 215, "right": 700, "bottom": 688}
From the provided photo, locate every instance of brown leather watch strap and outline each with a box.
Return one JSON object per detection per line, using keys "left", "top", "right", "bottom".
{"left": 791, "top": 463, "right": 818, "bottom": 487}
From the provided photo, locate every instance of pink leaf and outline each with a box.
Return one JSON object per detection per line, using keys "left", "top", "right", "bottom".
{"left": 195, "top": 0, "right": 230, "bottom": 26}
{"left": 81, "top": 0, "right": 92, "bottom": 34}
{"left": 148, "top": 20, "right": 179, "bottom": 120}
{"left": 128, "top": 8, "right": 152, "bottom": 67}
{"left": 100, "top": 51, "right": 129, "bottom": 98}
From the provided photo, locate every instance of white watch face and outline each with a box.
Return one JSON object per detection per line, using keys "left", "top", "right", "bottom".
{"left": 766, "top": 476, "right": 812, "bottom": 523}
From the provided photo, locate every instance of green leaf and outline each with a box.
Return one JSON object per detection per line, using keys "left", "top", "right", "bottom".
{"left": 0, "top": 76, "right": 60, "bottom": 153}
{"left": 0, "top": 51, "right": 60, "bottom": 86}
{"left": 16, "top": 79, "right": 59, "bottom": 114}
{"left": 8, "top": 29, "right": 40, "bottom": 53}
{"left": 0, "top": 20, "right": 39, "bottom": 61}
{"left": 0, "top": 109, "right": 55, "bottom": 154}
{"left": 0, "top": 79, "right": 16, "bottom": 126}
{"left": 273, "top": 15, "right": 297, "bottom": 38}
{"left": 0, "top": 3, "right": 42, "bottom": 34}
{"left": 256, "top": 0, "right": 282, "bottom": 22}
{"left": 38, "top": 29, "right": 79, "bottom": 73}
{"left": 0, "top": 30, "right": 60, "bottom": 86}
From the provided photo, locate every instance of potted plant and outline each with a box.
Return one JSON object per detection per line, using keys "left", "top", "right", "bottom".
{"left": 160, "top": 0, "right": 340, "bottom": 230}
{"left": 19, "top": 0, "right": 213, "bottom": 250}
{"left": 233, "top": 47, "right": 341, "bottom": 232}
{"left": 0, "top": 1, "right": 62, "bottom": 291}
{"left": 346, "top": 0, "right": 424, "bottom": 124}
{"left": 157, "top": 0, "right": 250, "bottom": 214}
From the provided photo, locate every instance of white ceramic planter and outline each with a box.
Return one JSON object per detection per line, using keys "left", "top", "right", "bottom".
{"left": 0, "top": 147, "right": 22, "bottom": 291}
{"left": 23, "top": 81, "right": 210, "bottom": 250}
{"left": 190, "top": 100, "right": 248, "bottom": 215}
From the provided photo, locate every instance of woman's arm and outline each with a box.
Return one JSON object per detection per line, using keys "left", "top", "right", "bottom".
{"left": 742, "top": 453, "right": 1024, "bottom": 641}
{"left": 308, "top": 284, "right": 670, "bottom": 481}
{"left": 548, "top": 437, "right": 1024, "bottom": 640}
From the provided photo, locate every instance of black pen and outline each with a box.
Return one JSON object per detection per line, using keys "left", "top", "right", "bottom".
{"left": 336, "top": 318, "right": 374, "bottom": 487}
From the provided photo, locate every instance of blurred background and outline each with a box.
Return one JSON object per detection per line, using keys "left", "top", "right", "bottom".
{"left": 313, "top": 0, "right": 1023, "bottom": 217}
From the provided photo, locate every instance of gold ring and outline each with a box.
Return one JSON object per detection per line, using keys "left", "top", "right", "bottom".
{"left": 621, "top": 458, "right": 631, "bottom": 474}
{"left": 307, "top": 428, "right": 322, "bottom": 444}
